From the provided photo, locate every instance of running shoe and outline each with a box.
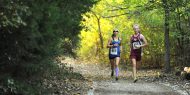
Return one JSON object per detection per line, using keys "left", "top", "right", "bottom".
{"left": 116, "top": 77, "right": 118, "bottom": 81}
{"left": 133, "top": 78, "right": 138, "bottom": 83}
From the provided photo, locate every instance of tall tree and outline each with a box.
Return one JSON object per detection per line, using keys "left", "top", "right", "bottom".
{"left": 0, "top": 0, "right": 96, "bottom": 94}
{"left": 162, "top": 0, "right": 171, "bottom": 72}
{"left": 91, "top": 11, "right": 104, "bottom": 49}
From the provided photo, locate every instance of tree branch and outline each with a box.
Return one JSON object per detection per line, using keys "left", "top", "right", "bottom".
{"left": 107, "top": 7, "right": 129, "bottom": 11}
{"left": 102, "top": 12, "right": 129, "bottom": 18}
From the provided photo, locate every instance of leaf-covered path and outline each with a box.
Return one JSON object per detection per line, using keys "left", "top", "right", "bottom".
{"left": 62, "top": 57, "right": 189, "bottom": 95}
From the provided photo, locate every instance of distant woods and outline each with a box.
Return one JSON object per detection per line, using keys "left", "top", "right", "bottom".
{"left": 0, "top": 0, "right": 190, "bottom": 94}
{"left": 1, "top": 0, "right": 190, "bottom": 78}
{"left": 77, "top": 0, "right": 190, "bottom": 72}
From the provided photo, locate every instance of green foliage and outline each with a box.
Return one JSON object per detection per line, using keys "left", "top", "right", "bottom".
{"left": 77, "top": 0, "right": 190, "bottom": 68}
{"left": 0, "top": 0, "right": 28, "bottom": 28}
{"left": 0, "top": 0, "right": 96, "bottom": 94}
{"left": 78, "top": 0, "right": 160, "bottom": 65}
{"left": 0, "top": 0, "right": 96, "bottom": 71}
{"left": 0, "top": 77, "right": 41, "bottom": 95}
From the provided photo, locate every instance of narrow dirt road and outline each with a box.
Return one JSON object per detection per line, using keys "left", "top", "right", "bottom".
{"left": 62, "top": 57, "right": 187, "bottom": 95}
{"left": 88, "top": 80, "right": 179, "bottom": 95}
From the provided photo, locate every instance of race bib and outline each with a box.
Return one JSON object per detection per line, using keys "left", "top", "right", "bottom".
{"left": 133, "top": 42, "right": 141, "bottom": 49}
{"left": 110, "top": 48, "right": 117, "bottom": 55}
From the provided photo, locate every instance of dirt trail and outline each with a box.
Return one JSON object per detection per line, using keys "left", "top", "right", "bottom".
{"left": 88, "top": 80, "right": 179, "bottom": 95}
{"left": 62, "top": 57, "right": 188, "bottom": 95}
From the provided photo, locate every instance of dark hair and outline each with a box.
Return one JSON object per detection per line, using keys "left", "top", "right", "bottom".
{"left": 113, "top": 30, "right": 118, "bottom": 33}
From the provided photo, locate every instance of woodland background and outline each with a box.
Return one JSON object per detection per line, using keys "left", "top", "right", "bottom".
{"left": 0, "top": 0, "right": 190, "bottom": 94}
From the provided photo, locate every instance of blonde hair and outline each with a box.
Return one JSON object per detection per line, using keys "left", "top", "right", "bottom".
{"left": 133, "top": 24, "right": 139, "bottom": 28}
{"left": 133, "top": 24, "right": 141, "bottom": 33}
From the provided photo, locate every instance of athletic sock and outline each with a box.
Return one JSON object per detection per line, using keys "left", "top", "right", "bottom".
{"left": 115, "top": 67, "right": 119, "bottom": 77}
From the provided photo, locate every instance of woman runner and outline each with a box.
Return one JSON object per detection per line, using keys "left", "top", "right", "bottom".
{"left": 130, "top": 24, "right": 148, "bottom": 83}
{"left": 107, "top": 29, "right": 122, "bottom": 81}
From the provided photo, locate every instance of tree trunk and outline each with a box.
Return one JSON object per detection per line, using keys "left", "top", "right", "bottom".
{"left": 162, "top": 0, "right": 171, "bottom": 73}
{"left": 176, "top": 6, "right": 185, "bottom": 67}
{"left": 97, "top": 18, "right": 104, "bottom": 49}
{"left": 91, "top": 11, "right": 104, "bottom": 49}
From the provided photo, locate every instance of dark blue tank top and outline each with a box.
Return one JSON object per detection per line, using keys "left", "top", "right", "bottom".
{"left": 109, "top": 37, "right": 121, "bottom": 58}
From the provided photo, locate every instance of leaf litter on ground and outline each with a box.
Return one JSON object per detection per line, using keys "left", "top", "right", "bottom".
{"left": 48, "top": 56, "right": 190, "bottom": 95}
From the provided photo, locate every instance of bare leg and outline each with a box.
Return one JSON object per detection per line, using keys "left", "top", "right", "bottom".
{"left": 115, "top": 57, "right": 120, "bottom": 67}
{"left": 131, "top": 58, "right": 138, "bottom": 82}
{"left": 136, "top": 61, "right": 141, "bottom": 70}
{"left": 110, "top": 59, "right": 115, "bottom": 77}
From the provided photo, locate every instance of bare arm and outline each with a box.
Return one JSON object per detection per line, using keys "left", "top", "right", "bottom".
{"left": 141, "top": 36, "right": 148, "bottom": 47}
{"left": 107, "top": 38, "right": 113, "bottom": 48}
